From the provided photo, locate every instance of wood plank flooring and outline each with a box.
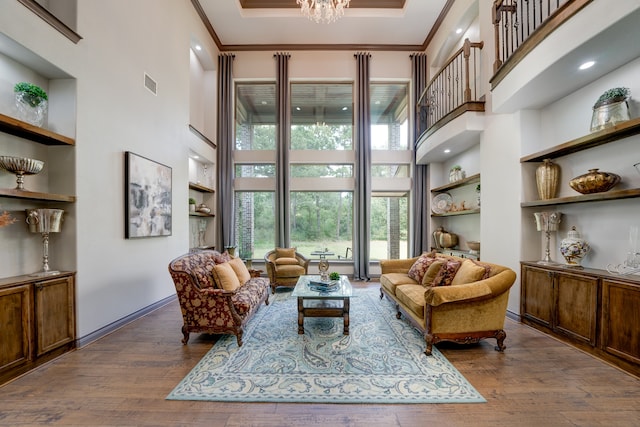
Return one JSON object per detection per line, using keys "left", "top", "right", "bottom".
{"left": 1, "top": 282, "right": 639, "bottom": 427}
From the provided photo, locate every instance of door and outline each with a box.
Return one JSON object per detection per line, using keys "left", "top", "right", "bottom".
{"left": 35, "top": 276, "right": 75, "bottom": 356}
{"left": 0, "top": 284, "right": 33, "bottom": 374}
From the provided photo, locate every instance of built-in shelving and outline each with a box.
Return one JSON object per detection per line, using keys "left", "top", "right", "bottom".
{"left": 188, "top": 125, "right": 216, "bottom": 149}
{"left": 0, "top": 188, "right": 76, "bottom": 202}
{"left": 188, "top": 182, "right": 214, "bottom": 193}
{"left": 0, "top": 113, "right": 75, "bottom": 146}
{"left": 189, "top": 212, "right": 215, "bottom": 218}
{"left": 431, "top": 173, "right": 480, "bottom": 193}
{"left": 521, "top": 188, "right": 640, "bottom": 208}
{"left": 432, "top": 208, "right": 480, "bottom": 217}
{"left": 520, "top": 117, "right": 640, "bottom": 163}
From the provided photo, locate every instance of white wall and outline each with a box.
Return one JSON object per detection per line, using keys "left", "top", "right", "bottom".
{"left": 0, "top": 0, "right": 219, "bottom": 339}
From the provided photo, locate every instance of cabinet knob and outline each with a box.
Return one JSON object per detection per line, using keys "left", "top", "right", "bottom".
{"left": 35, "top": 283, "right": 43, "bottom": 290}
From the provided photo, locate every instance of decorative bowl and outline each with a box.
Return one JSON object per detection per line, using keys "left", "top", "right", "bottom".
{"left": 0, "top": 156, "right": 45, "bottom": 189}
{"left": 467, "top": 241, "right": 480, "bottom": 253}
{"left": 569, "top": 168, "right": 620, "bottom": 194}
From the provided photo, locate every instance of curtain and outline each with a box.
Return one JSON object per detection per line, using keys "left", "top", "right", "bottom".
{"left": 354, "top": 52, "right": 371, "bottom": 280}
{"left": 410, "top": 52, "right": 429, "bottom": 256}
{"left": 274, "top": 52, "right": 291, "bottom": 247}
{"left": 216, "top": 53, "right": 235, "bottom": 252}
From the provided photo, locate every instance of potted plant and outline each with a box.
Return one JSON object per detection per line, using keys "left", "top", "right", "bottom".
{"left": 189, "top": 197, "right": 196, "bottom": 212}
{"left": 590, "top": 87, "right": 631, "bottom": 132}
{"left": 449, "top": 165, "right": 465, "bottom": 183}
{"left": 14, "top": 82, "right": 48, "bottom": 127}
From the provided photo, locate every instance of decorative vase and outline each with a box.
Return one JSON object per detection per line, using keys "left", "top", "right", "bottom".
{"left": 15, "top": 91, "right": 48, "bottom": 127}
{"left": 590, "top": 100, "right": 630, "bottom": 132}
{"left": 560, "top": 226, "right": 590, "bottom": 267}
{"left": 536, "top": 159, "right": 560, "bottom": 200}
{"left": 449, "top": 168, "right": 465, "bottom": 183}
{"left": 569, "top": 168, "right": 621, "bottom": 194}
{"left": 189, "top": 204, "right": 196, "bottom": 212}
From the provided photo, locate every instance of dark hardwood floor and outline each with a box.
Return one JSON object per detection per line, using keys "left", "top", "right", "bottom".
{"left": 1, "top": 282, "right": 639, "bottom": 427}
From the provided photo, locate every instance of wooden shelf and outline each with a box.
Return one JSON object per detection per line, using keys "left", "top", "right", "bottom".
{"left": 188, "top": 125, "right": 216, "bottom": 149}
{"left": 520, "top": 117, "right": 640, "bottom": 162}
{"left": 431, "top": 208, "right": 480, "bottom": 217}
{"left": 188, "top": 182, "right": 215, "bottom": 193}
{"left": 0, "top": 188, "right": 76, "bottom": 202}
{"left": 431, "top": 173, "right": 480, "bottom": 193}
{"left": 189, "top": 212, "right": 215, "bottom": 218}
{"left": 521, "top": 188, "right": 640, "bottom": 208}
{"left": 0, "top": 113, "right": 75, "bottom": 146}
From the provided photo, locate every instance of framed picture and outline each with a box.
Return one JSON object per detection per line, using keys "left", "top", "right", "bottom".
{"left": 125, "top": 151, "right": 172, "bottom": 238}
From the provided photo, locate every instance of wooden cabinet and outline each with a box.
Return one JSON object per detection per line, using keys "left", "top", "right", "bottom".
{"left": 0, "top": 273, "right": 75, "bottom": 385}
{"left": 521, "top": 262, "right": 640, "bottom": 377}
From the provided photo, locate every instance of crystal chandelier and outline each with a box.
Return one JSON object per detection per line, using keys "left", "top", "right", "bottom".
{"left": 297, "top": 0, "right": 351, "bottom": 24}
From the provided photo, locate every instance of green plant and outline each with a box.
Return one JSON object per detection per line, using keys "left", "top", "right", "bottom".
{"left": 476, "top": 184, "right": 481, "bottom": 192}
{"left": 450, "top": 165, "right": 462, "bottom": 171}
{"left": 329, "top": 272, "right": 340, "bottom": 280}
{"left": 189, "top": 197, "right": 196, "bottom": 205}
{"left": 593, "top": 87, "right": 630, "bottom": 108}
{"left": 14, "top": 82, "right": 48, "bottom": 107}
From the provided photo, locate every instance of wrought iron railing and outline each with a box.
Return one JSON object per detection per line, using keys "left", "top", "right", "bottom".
{"left": 491, "top": 0, "right": 592, "bottom": 86}
{"left": 417, "top": 39, "right": 484, "bottom": 138}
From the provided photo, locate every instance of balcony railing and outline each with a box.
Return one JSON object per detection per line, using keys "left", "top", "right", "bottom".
{"left": 491, "top": 0, "right": 592, "bottom": 88}
{"left": 416, "top": 39, "right": 484, "bottom": 140}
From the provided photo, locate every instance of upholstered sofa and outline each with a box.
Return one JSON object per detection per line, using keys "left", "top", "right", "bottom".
{"left": 379, "top": 253, "right": 516, "bottom": 355}
{"left": 168, "top": 250, "right": 270, "bottom": 346}
{"left": 264, "top": 248, "right": 310, "bottom": 293}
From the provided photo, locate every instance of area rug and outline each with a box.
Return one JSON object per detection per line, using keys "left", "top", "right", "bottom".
{"left": 166, "top": 287, "right": 485, "bottom": 403}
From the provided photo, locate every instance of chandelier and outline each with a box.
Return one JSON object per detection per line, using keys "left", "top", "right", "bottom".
{"left": 297, "top": 0, "right": 351, "bottom": 24}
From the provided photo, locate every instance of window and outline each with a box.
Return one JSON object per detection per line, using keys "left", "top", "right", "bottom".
{"left": 235, "top": 192, "right": 275, "bottom": 260}
{"left": 370, "top": 83, "right": 411, "bottom": 260}
{"left": 235, "top": 83, "right": 276, "bottom": 150}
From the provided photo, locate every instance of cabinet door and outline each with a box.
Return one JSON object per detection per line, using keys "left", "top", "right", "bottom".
{"left": 555, "top": 272, "right": 598, "bottom": 345}
{"left": 601, "top": 279, "right": 640, "bottom": 365}
{"left": 521, "top": 266, "right": 554, "bottom": 328}
{"left": 35, "top": 276, "right": 75, "bottom": 356}
{"left": 0, "top": 284, "right": 33, "bottom": 374}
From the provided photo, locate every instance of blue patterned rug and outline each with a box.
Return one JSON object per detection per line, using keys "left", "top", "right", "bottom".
{"left": 166, "top": 287, "right": 485, "bottom": 403}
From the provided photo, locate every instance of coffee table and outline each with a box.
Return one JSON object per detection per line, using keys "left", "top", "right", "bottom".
{"left": 291, "top": 275, "right": 353, "bottom": 335}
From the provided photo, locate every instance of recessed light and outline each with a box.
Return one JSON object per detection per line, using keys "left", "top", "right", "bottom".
{"left": 195, "top": 45, "right": 202, "bottom": 51}
{"left": 579, "top": 61, "right": 595, "bottom": 70}
{"left": 456, "top": 28, "right": 463, "bottom": 34}
{"left": 444, "top": 149, "right": 451, "bottom": 154}
{"left": 296, "top": 107, "right": 301, "bottom": 111}
{"left": 342, "top": 107, "right": 348, "bottom": 111}
{"left": 261, "top": 101, "right": 267, "bottom": 105}
{"left": 192, "top": 155, "right": 200, "bottom": 159}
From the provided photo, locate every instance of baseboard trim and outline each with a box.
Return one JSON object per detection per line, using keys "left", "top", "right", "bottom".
{"left": 505, "top": 309, "right": 520, "bottom": 322}
{"left": 76, "top": 294, "right": 177, "bottom": 348}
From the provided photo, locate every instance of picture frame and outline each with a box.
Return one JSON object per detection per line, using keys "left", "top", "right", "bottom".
{"left": 124, "top": 151, "right": 172, "bottom": 238}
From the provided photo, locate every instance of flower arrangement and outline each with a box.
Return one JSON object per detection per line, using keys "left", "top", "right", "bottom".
{"left": 0, "top": 211, "right": 16, "bottom": 228}
{"left": 593, "top": 87, "right": 630, "bottom": 109}
{"left": 14, "top": 82, "right": 48, "bottom": 107}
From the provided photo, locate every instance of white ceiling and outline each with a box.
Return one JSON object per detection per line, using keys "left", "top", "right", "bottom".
{"left": 196, "top": 0, "right": 449, "bottom": 49}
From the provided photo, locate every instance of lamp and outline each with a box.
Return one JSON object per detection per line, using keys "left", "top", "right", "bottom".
{"left": 26, "top": 208, "right": 64, "bottom": 276}
{"left": 297, "top": 0, "right": 350, "bottom": 24}
{"left": 534, "top": 211, "right": 562, "bottom": 264}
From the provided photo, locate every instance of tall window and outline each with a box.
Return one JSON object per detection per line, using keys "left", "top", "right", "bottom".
{"left": 234, "top": 83, "right": 276, "bottom": 259}
{"left": 370, "top": 83, "right": 411, "bottom": 260}
{"left": 289, "top": 83, "right": 354, "bottom": 259}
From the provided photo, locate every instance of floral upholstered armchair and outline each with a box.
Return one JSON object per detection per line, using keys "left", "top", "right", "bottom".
{"left": 168, "top": 250, "right": 270, "bottom": 346}
{"left": 264, "top": 248, "right": 310, "bottom": 293}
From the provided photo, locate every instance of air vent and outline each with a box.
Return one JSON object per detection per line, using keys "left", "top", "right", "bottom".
{"left": 144, "top": 73, "right": 157, "bottom": 95}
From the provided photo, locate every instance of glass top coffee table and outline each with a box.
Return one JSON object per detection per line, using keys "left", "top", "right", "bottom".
{"left": 291, "top": 275, "right": 353, "bottom": 335}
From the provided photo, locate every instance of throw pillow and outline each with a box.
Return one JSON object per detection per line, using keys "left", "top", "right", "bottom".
{"left": 407, "top": 252, "right": 437, "bottom": 284}
{"left": 470, "top": 259, "right": 492, "bottom": 279}
{"left": 422, "top": 260, "right": 445, "bottom": 287}
{"left": 213, "top": 250, "right": 232, "bottom": 264}
{"left": 228, "top": 257, "right": 251, "bottom": 285}
{"left": 212, "top": 261, "right": 241, "bottom": 291}
{"left": 451, "top": 259, "right": 488, "bottom": 286}
{"left": 432, "top": 260, "right": 462, "bottom": 287}
{"left": 275, "top": 247, "right": 296, "bottom": 259}
{"left": 275, "top": 257, "right": 299, "bottom": 265}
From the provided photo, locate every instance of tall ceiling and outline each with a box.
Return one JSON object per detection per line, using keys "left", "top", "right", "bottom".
{"left": 193, "top": 0, "right": 451, "bottom": 51}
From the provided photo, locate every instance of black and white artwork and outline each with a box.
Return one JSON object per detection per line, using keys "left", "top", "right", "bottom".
{"left": 125, "top": 151, "right": 172, "bottom": 238}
